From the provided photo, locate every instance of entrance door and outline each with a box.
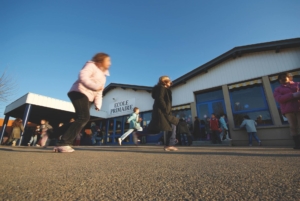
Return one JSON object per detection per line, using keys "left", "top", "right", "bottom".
{"left": 196, "top": 100, "right": 226, "bottom": 120}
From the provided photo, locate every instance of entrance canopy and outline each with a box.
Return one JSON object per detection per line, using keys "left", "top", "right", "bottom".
{"left": 3, "top": 93, "right": 107, "bottom": 126}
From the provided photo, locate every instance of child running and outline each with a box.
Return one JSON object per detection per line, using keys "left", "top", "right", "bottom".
{"left": 118, "top": 107, "right": 142, "bottom": 145}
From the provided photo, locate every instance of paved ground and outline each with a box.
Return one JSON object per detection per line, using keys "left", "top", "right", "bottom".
{"left": 0, "top": 145, "right": 299, "bottom": 201}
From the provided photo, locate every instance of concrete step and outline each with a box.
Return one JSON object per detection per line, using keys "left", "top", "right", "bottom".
{"left": 192, "top": 140, "right": 232, "bottom": 146}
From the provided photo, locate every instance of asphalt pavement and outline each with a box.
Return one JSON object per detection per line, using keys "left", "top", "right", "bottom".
{"left": 0, "top": 145, "right": 299, "bottom": 201}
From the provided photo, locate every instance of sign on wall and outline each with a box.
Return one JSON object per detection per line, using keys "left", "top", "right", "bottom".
{"left": 109, "top": 98, "right": 136, "bottom": 117}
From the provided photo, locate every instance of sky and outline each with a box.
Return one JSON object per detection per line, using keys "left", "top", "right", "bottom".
{"left": 0, "top": 0, "right": 300, "bottom": 117}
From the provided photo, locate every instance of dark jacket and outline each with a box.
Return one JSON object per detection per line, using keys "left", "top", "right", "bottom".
{"left": 148, "top": 84, "right": 179, "bottom": 133}
{"left": 177, "top": 120, "right": 191, "bottom": 136}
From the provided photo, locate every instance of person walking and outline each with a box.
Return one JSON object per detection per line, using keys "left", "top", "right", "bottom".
{"left": 274, "top": 72, "right": 300, "bottom": 149}
{"left": 54, "top": 53, "right": 111, "bottom": 153}
{"left": 219, "top": 114, "right": 231, "bottom": 141}
{"left": 28, "top": 125, "right": 40, "bottom": 146}
{"left": 118, "top": 107, "right": 143, "bottom": 146}
{"left": 148, "top": 76, "right": 179, "bottom": 151}
{"left": 240, "top": 115, "right": 262, "bottom": 146}
{"left": 7, "top": 118, "right": 24, "bottom": 146}
{"left": 210, "top": 114, "right": 221, "bottom": 144}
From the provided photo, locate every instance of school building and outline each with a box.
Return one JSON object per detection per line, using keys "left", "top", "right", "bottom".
{"left": 1, "top": 38, "right": 300, "bottom": 146}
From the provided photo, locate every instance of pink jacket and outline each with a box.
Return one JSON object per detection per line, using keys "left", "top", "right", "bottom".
{"left": 273, "top": 81, "right": 300, "bottom": 114}
{"left": 69, "top": 61, "right": 109, "bottom": 109}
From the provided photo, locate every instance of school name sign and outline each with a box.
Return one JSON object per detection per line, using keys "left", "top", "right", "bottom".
{"left": 109, "top": 98, "right": 135, "bottom": 116}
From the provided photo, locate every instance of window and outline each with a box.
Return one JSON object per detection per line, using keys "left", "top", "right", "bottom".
{"left": 196, "top": 89, "right": 223, "bottom": 103}
{"left": 270, "top": 73, "right": 300, "bottom": 124}
{"left": 140, "top": 111, "right": 152, "bottom": 128}
{"left": 229, "top": 83, "right": 273, "bottom": 127}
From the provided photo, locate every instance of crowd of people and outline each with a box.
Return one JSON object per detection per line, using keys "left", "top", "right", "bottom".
{"left": 1, "top": 51, "right": 299, "bottom": 151}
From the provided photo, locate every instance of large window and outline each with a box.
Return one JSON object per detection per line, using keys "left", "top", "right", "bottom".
{"left": 229, "top": 82, "right": 273, "bottom": 127}
{"left": 270, "top": 72, "right": 300, "bottom": 124}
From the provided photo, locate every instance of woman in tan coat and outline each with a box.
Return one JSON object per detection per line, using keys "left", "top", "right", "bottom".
{"left": 7, "top": 118, "right": 24, "bottom": 146}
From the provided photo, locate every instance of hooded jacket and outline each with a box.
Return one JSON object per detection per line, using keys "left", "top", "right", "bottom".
{"left": 69, "top": 61, "right": 109, "bottom": 109}
{"left": 148, "top": 84, "right": 179, "bottom": 133}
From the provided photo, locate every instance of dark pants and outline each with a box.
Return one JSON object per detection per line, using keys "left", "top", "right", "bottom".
{"left": 211, "top": 130, "right": 221, "bottom": 144}
{"left": 57, "top": 92, "right": 91, "bottom": 146}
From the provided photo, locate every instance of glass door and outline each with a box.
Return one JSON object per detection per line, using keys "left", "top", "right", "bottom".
{"left": 196, "top": 100, "right": 226, "bottom": 141}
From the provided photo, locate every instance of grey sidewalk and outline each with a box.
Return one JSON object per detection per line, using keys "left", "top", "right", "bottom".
{"left": 0, "top": 146, "right": 299, "bottom": 201}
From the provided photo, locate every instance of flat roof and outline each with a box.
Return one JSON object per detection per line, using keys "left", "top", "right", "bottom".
{"left": 4, "top": 93, "right": 107, "bottom": 126}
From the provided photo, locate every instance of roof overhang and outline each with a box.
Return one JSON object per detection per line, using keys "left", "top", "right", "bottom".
{"left": 4, "top": 93, "right": 107, "bottom": 126}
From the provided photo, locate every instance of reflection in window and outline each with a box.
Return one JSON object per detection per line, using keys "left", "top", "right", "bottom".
{"left": 115, "top": 117, "right": 123, "bottom": 135}
{"left": 141, "top": 112, "right": 152, "bottom": 128}
{"left": 229, "top": 83, "right": 273, "bottom": 127}
{"left": 270, "top": 74, "right": 300, "bottom": 124}
{"left": 172, "top": 109, "right": 193, "bottom": 131}
{"left": 107, "top": 119, "right": 114, "bottom": 143}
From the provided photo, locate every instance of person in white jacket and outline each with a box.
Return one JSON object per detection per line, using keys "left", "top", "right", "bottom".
{"left": 240, "top": 115, "right": 262, "bottom": 146}
{"left": 54, "top": 53, "right": 111, "bottom": 153}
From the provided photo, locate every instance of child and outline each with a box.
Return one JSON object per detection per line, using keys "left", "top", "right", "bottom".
{"left": 210, "top": 114, "right": 221, "bottom": 144}
{"left": 74, "top": 132, "right": 82, "bottom": 146}
{"left": 118, "top": 107, "right": 143, "bottom": 145}
{"left": 240, "top": 115, "right": 262, "bottom": 146}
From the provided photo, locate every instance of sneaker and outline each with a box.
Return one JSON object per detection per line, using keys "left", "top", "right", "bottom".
{"left": 28, "top": 143, "right": 30, "bottom": 146}
{"left": 164, "top": 146, "right": 178, "bottom": 151}
{"left": 53, "top": 146, "right": 75, "bottom": 153}
{"left": 36, "top": 144, "right": 40, "bottom": 147}
{"left": 118, "top": 138, "right": 122, "bottom": 146}
{"left": 259, "top": 141, "right": 262, "bottom": 146}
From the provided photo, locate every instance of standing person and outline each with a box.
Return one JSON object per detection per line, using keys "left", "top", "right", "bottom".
{"left": 38, "top": 120, "right": 53, "bottom": 147}
{"left": 54, "top": 53, "right": 111, "bottom": 153}
{"left": 274, "top": 72, "right": 300, "bottom": 149}
{"left": 148, "top": 76, "right": 179, "bottom": 151}
{"left": 219, "top": 114, "right": 231, "bottom": 141}
{"left": 6, "top": 118, "right": 24, "bottom": 146}
{"left": 177, "top": 118, "right": 193, "bottom": 146}
{"left": 74, "top": 132, "right": 82, "bottom": 146}
{"left": 118, "top": 107, "right": 143, "bottom": 146}
{"left": 28, "top": 125, "right": 40, "bottom": 146}
{"left": 240, "top": 115, "right": 262, "bottom": 146}
{"left": 210, "top": 114, "right": 221, "bottom": 144}
{"left": 192, "top": 117, "right": 200, "bottom": 140}
{"left": 205, "top": 117, "right": 211, "bottom": 140}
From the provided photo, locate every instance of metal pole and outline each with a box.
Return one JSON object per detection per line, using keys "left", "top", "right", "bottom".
{"left": 0, "top": 115, "right": 10, "bottom": 145}
{"left": 19, "top": 104, "right": 32, "bottom": 146}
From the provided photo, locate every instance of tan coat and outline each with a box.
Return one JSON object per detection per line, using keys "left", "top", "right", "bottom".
{"left": 11, "top": 125, "right": 24, "bottom": 139}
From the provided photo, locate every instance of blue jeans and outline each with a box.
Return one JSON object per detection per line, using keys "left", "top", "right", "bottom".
{"left": 29, "top": 135, "right": 37, "bottom": 146}
{"left": 248, "top": 132, "right": 260, "bottom": 145}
